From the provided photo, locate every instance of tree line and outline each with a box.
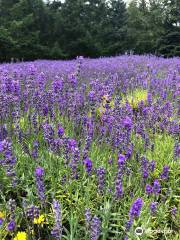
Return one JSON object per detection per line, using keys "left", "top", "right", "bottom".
{"left": 0, "top": 0, "right": 179, "bottom": 62}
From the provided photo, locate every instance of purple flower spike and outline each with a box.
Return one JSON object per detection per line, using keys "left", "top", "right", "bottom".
{"left": 129, "top": 198, "right": 144, "bottom": 219}
{"left": 7, "top": 220, "right": 16, "bottom": 231}
{"left": 125, "top": 218, "right": 133, "bottom": 231}
{"left": 57, "top": 126, "right": 64, "bottom": 137}
{"left": 83, "top": 158, "right": 93, "bottom": 175}
{"left": 115, "top": 178, "right": 123, "bottom": 198}
{"left": 88, "top": 90, "right": 96, "bottom": 101}
{"left": 160, "top": 165, "right": 170, "bottom": 180}
{"left": 145, "top": 184, "right": 152, "bottom": 195}
{"left": 108, "top": 159, "right": 113, "bottom": 165}
{"left": 143, "top": 169, "right": 149, "bottom": 179}
{"left": 118, "top": 154, "right": 126, "bottom": 167}
{"left": 35, "top": 167, "right": 44, "bottom": 177}
{"left": 51, "top": 199, "right": 62, "bottom": 240}
{"left": 26, "top": 205, "right": 40, "bottom": 220}
{"left": 85, "top": 208, "right": 92, "bottom": 229}
{"left": 90, "top": 215, "right": 101, "bottom": 240}
{"left": 153, "top": 179, "right": 161, "bottom": 195}
{"left": 174, "top": 142, "right": 180, "bottom": 160}
{"left": 96, "top": 167, "right": 106, "bottom": 193}
{"left": 149, "top": 160, "right": 156, "bottom": 172}
{"left": 67, "top": 139, "right": 77, "bottom": 149}
{"left": 150, "top": 202, "right": 158, "bottom": 215}
{"left": 171, "top": 207, "right": 177, "bottom": 216}
{"left": 0, "top": 139, "right": 17, "bottom": 186}
{"left": 85, "top": 209, "right": 101, "bottom": 240}
{"left": 0, "top": 218, "right": 4, "bottom": 226}
{"left": 123, "top": 116, "right": 133, "bottom": 130}
{"left": 125, "top": 198, "right": 143, "bottom": 232}
{"left": 35, "top": 167, "right": 45, "bottom": 202}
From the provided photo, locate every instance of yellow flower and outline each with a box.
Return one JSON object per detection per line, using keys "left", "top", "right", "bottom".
{"left": 13, "top": 231, "right": 27, "bottom": 240}
{"left": 33, "top": 214, "right": 45, "bottom": 224}
{"left": 0, "top": 211, "right": 4, "bottom": 219}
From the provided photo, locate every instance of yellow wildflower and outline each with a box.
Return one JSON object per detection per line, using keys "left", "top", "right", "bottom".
{"left": 13, "top": 231, "right": 27, "bottom": 240}
{"left": 0, "top": 211, "right": 4, "bottom": 219}
{"left": 33, "top": 214, "right": 45, "bottom": 224}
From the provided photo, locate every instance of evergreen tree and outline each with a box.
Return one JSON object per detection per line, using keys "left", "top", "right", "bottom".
{"left": 102, "top": 0, "right": 128, "bottom": 55}
{"left": 156, "top": 0, "right": 180, "bottom": 56}
{"left": 0, "top": 0, "right": 179, "bottom": 61}
{"left": 0, "top": 27, "right": 15, "bottom": 61}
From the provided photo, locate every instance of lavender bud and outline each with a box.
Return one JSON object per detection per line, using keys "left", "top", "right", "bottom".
{"left": 90, "top": 216, "right": 101, "bottom": 240}
{"left": 160, "top": 165, "right": 170, "bottom": 180}
{"left": 129, "top": 198, "right": 144, "bottom": 219}
{"left": 150, "top": 202, "right": 158, "bottom": 215}
{"left": 35, "top": 167, "right": 45, "bottom": 202}
{"left": 153, "top": 179, "right": 161, "bottom": 195}
{"left": 145, "top": 184, "right": 152, "bottom": 195}
{"left": 51, "top": 199, "right": 62, "bottom": 240}
{"left": 7, "top": 220, "right": 16, "bottom": 231}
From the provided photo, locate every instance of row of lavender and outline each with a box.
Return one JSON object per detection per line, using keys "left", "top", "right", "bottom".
{"left": 0, "top": 56, "right": 179, "bottom": 239}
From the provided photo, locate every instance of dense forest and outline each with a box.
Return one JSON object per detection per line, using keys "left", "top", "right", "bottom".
{"left": 0, "top": 0, "right": 179, "bottom": 61}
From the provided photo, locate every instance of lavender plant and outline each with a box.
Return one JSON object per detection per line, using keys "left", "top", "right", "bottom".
{"left": 0, "top": 55, "right": 179, "bottom": 239}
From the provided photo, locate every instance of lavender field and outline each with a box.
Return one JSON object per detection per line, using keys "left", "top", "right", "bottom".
{"left": 0, "top": 56, "right": 179, "bottom": 240}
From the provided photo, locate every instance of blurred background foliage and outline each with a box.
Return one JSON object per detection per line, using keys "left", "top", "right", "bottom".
{"left": 0, "top": 0, "right": 179, "bottom": 61}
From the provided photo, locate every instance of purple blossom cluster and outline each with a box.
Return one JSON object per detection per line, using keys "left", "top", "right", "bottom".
{"left": 51, "top": 200, "right": 62, "bottom": 240}
{"left": 7, "top": 199, "right": 16, "bottom": 232}
{"left": 85, "top": 209, "right": 101, "bottom": 240}
{"left": 35, "top": 167, "right": 45, "bottom": 202}
{"left": 26, "top": 205, "right": 40, "bottom": 220}
{"left": 145, "top": 179, "right": 161, "bottom": 196}
{"left": 0, "top": 139, "right": 17, "bottom": 186}
{"left": 126, "top": 198, "right": 144, "bottom": 231}
{"left": 96, "top": 167, "right": 106, "bottom": 193}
